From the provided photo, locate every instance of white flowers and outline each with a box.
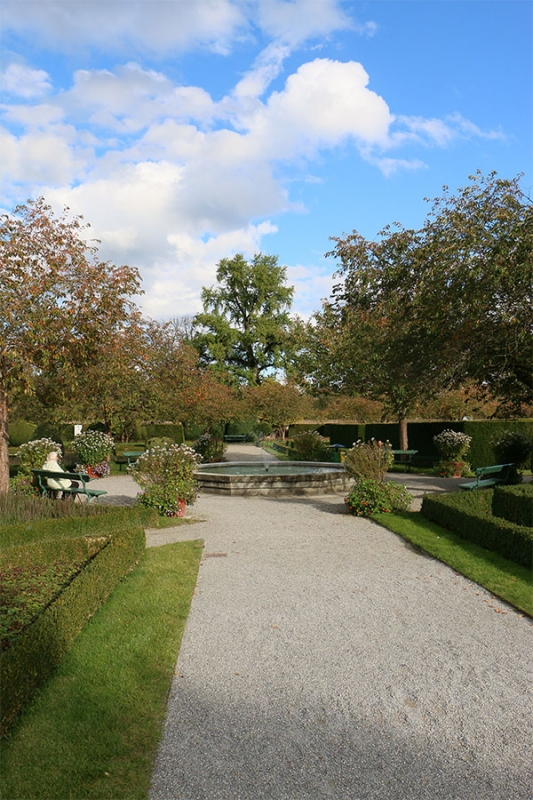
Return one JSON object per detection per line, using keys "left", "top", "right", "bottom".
{"left": 433, "top": 429, "right": 472, "bottom": 461}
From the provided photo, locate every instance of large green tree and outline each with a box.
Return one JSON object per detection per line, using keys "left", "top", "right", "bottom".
{"left": 193, "top": 253, "right": 294, "bottom": 385}
{"left": 298, "top": 172, "right": 532, "bottom": 447}
{"left": 0, "top": 198, "right": 142, "bottom": 492}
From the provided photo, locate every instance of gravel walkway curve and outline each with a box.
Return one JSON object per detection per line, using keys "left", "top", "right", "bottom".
{"left": 98, "top": 447, "right": 533, "bottom": 799}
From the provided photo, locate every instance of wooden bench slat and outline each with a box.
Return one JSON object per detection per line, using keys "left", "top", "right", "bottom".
{"left": 459, "top": 463, "right": 515, "bottom": 491}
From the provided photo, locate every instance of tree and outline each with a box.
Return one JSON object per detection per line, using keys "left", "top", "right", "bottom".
{"left": 193, "top": 253, "right": 294, "bottom": 385}
{"left": 244, "top": 379, "right": 311, "bottom": 436}
{"left": 0, "top": 198, "right": 142, "bottom": 493}
{"left": 316, "top": 171, "right": 532, "bottom": 447}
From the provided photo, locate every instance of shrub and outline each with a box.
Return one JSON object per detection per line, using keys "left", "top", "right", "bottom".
{"left": 8, "top": 420, "right": 37, "bottom": 447}
{"left": 17, "top": 438, "right": 63, "bottom": 475}
{"left": 492, "top": 484, "right": 533, "bottom": 528}
{"left": 492, "top": 431, "right": 532, "bottom": 467}
{"left": 73, "top": 430, "right": 114, "bottom": 468}
{"left": 344, "top": 439, "right": 394, "bottom": 481}
{"left": 344, "top": 479, "right": 412, "bottom": 516}
{"left": 421, "top": 491, "right": 532, "bottom": 568}
{"left": 0, "top": 507, "right": 148, "bottom": 736}
{"left": 132, "top": 443, "right": 200, "bottom": 515}
{"left": 433, "top": 429, "right": 472, "bottom": 461}
{"left": 292, "top": 430, "right": 331, "bottom": 462}
{"left": 193, "top": 432, "right": 226, "bottom": 463}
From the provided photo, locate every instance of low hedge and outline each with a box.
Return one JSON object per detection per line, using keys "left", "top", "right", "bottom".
{"left": 492, "top": 484, "right": 533, "bottom": 528}
{"left": 421, "top": 491, "right": 533, "bottom": 569}
{"left": 0, "top": 508, "right": 150, "bottom": 736}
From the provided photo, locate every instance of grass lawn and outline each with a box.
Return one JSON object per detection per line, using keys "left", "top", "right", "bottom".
{"left": 0, "top": 539, "right": 203, "bottom": 800}
{"left": 374, "top": 511, "right": 532, "bottom": 617}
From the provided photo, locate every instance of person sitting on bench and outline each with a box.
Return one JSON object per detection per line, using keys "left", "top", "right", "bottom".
{"left": 42, "top": 451, "right": 79, "bottom": 498}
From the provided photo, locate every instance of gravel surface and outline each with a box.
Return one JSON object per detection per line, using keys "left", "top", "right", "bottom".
{"left": 97, "top": 447, "right": 533, "bottom": 799}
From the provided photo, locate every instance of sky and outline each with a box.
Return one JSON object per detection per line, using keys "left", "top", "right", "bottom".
{"left": 1, "top": 0, "right": 531, "bottom": 321}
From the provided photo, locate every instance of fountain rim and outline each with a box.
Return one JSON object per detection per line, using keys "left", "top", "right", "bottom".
{"left": 195, "top": 460, "right": 346, "bottom": 474}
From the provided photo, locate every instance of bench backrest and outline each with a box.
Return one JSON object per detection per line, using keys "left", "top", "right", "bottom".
{"left": 476, "top": 463, "right": 514, "bottom": 477}
{"left": 32, "top": 469, "right": 90, "bottom": 482}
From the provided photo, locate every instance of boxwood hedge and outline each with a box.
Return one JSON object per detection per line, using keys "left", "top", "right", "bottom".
{"left": 0, "top": 507, "right": 153, "bottom": 736}
{"left": 492, "top": 484, "right": 533, "bottom": 528}
{"left": 421, "top": 490, "right": 533, "bottom": 569}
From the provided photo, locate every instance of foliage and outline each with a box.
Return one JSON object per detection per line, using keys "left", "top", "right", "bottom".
{"left": 0, "top": 541, "right": 202, "bottom": 800}
{"left": 73, "top": 430, "right": 114, "bottom": 466}
{"left": 193, "top": 253, "right": 294, "bottom": 385}
{"left": 244, "top": 379, "right": 310, "bottom": 434}
{"left": 344, "top": 479, "right": 412, "bottom": 516}
{"left": 17, "top": 438, "right": 63, "bottom": 474}
{"left": 0, "top": 491, "right": 109, "bottom": 524}
{"left": 492, "top": 484, "right": 533, "bottom": 528}
{"left": 295, "top": 172, "right": 533, "bottom": 448}
{"left": 492, "top": 430, "right": 532, "bottom": 467}
{"left": 193, "top": 432, "right": 226, "bottom": 463}
{"left": 0, "top": 509, "right": 146, "bottom": 736}
{"left": 8, "top": 420, "right": 36, "bottom": 447}
{"left": 132, "top": 444, "right": 201, "bottom": 514}
{"left": 0, "top": 197, "right": 142, "bottom": 493}
{"left": 433, "top": 429, "right": 472, "bottom": 461}
{"left": 436, "top": 460, "right": 470, "bottom": 478}
{"left": 292, "top": 430, "right": 331, "bottom": 462}
{"left": 421, "top": 490, "right": 532, "bottom": 568}
{"left": 344, "top": 439, "right": 394, "bottom": 481}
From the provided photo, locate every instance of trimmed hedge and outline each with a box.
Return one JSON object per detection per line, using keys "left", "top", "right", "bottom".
{"left": 7, "top": 420, "right": 37, "bottom": 447}
{"left": 136, "top": 423, "right": 184, "bottom": 445}
{"left": 421, "top": 491, "right": 533, "bottom": 568}
{"left": 492, "top": 484, "right": 533, "bottom": 528}
{"left": 319, "top": 420, "right": 533, "bottom": 469}
{"left": 0, "top": 508, "right": 151, "bottom": 736}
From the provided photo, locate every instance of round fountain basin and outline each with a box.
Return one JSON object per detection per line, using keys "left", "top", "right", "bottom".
{"left": 195, "top": 461, "right": 352, "bottom": 496}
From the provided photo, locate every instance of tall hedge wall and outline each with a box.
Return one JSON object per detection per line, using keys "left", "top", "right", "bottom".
{"left": 317, "top": 420, "right": 533, "bottom": 469}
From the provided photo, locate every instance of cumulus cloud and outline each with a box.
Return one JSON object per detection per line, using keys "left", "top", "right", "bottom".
{"left": 0, "top": 63, "right": 52, "bottom": 98}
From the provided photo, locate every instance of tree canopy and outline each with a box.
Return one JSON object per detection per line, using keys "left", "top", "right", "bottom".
{"left": 293, "top": 172, "right": 533, "bottom": 446}
{"left": 0, "top": 197, "right": 142, "bottom": 492}
{"left": 193, "top": 253, "right": 294, "bottom": 386}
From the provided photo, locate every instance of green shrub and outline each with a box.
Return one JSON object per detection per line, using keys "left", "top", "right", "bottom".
{"left": 0, "top": 508, "right": 147, "bottom": 736}
{"left": 132, "top": 444, "right": 200, "bottom": 514}
{"left": 344, "top": 439, "right": 394, "bottom": 481}
{"left": 492, "top": 430, "right": 532, "bottom": 468}
{"left": 32, "top": 422, "right": 66, "bottom": 446}
{"left": 137, "top": 423, "right": 184, "bottom": 445}
{"left": 344, "top": 479, "right": 412, "bottom": 516}
{"left": 16, "top": 438, "right": 63, "bottom": 479}
{"left": 8, "top": 421, "right": 37, "bottom": 448}
{"left": 193, "top": 432, "right": 226, "bottom": 463}
{"left": 292, "top": 430, "right": 331, "bottom": 462}
{"left": 492, "top": 484, "right": 533, "bottom": 528}
{"left": 421, "top": 491, "right": 532, "bottom": 568}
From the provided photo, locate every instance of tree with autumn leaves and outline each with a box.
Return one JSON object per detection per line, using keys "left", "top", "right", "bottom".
{"left": 0, "top": 198, "right": 143, "bottom": 493}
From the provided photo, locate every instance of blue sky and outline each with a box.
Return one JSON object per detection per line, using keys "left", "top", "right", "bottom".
{"left": 1, "top": 0, "right": 531, "bottom": 320}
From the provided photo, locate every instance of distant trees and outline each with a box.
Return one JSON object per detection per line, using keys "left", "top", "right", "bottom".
{"left": 0, "top": 198, "right": 142, "bottom": 493}
{"left": 193, "top": 253, "right": 294, "bottom": 386}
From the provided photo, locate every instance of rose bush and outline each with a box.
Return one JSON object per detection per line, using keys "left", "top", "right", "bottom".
{"left": 344, "top": 439, "right": 394, "bottom": 482}
{"left": 131, "top": 443, "right": 201, "bottom": 516}
{"left": 344, "top": 479, "right": 412, "bottom": 516}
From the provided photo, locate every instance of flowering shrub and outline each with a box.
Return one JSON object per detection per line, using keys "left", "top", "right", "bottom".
{"left": 292, "top": 430, "right": 331, "bottom": 462}
{"left": 193, "top": 432, "right": 226, "bottom": 463}
{"left": 17, "top": 438, "right": 63, "bottom": 472}
{"left": 344, "top": 479, "right": 412, "bottom": 516}
{"left": 74, "top": 430, "right": 114, "bottom": 467}
{"left": 344, "top": 439, "right": 394, "bottom": 482}
{"left": 433, "top": 429, "right": 472, "bottom": 461}
{"left": 131, "top": 443, "right": 201, "bottom": 515}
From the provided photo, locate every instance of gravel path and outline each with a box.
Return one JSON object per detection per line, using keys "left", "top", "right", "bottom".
{"left": 97, "top": 447, "right": 533, "bottom": 799}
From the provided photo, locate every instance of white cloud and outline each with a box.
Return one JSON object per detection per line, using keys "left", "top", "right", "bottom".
{"left": 1, "top": 0, "right": 247, "bottom": 55}
{"left": 257, "top": 0, "right": 351, "bottom": 45}
{"left": 0, "top": 63, "right": 52, "bottom": 98}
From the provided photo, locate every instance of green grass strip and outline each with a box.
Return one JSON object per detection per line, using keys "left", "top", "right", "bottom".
{"left": 0, "top": 539, "right": 203, "bottom": 800}
{"left": 374, "top": 511, "right": 532, "bottom": 617}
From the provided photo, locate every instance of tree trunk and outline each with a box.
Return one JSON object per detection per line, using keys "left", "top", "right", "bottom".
{"left": 398, "top": 415, "right": 409, "bottom": 451}
{"left": 0, "top": 382, "right": 10, "bottom": 494}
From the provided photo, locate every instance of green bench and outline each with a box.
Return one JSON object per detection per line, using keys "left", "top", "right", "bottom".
{"left": 31, "top": 469, "right": 108, "bottom": 503}
{"left": 392, "top": 449, "right": 418, "bottom": 471}
{"left": 459, "top": 463, "right": 515, "bottom": 491}
{"left": 224, "top": 434, "right": 247, "bottom": 443}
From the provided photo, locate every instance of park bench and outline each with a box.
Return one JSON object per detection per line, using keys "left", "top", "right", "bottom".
{"left": 224, "top": 434, "right": 247, "bottom": 443}
{"left": 392, "top": 449, "right": 418, "bottom": 471}
{"left": 459, "top": 463, "right": 515, "bottom": 491}
{"left": 31, "top": 469, "right": 108, "bottom": 503}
